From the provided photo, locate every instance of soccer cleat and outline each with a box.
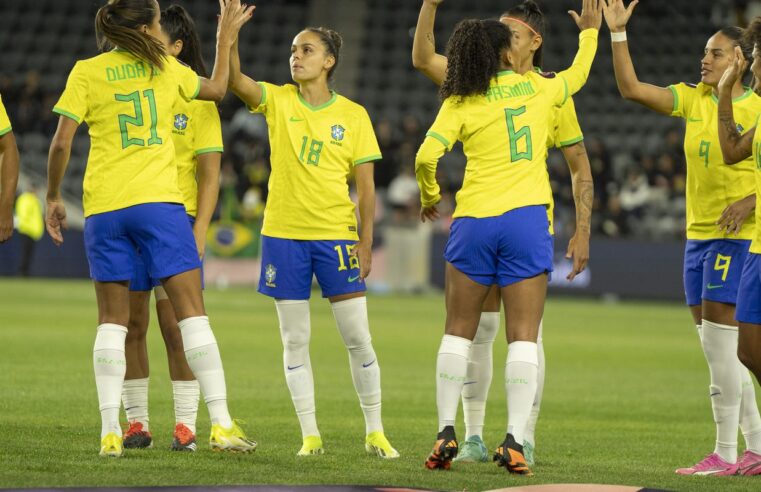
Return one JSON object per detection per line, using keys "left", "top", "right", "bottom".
{"left": 453, "top": 435, "right": 489, "bottom": 463}
{"left": 209, "top": 420, "right": 257, "bottom": 453}
{"left": 171, "top": 423, "right": 197, "bottom": 452}
{"left": 494, "top": 433, "right": 533, "bottom": 476}
{"left": 522, "top": 440, "right": 536, "bottom": 466}
{"left": 365, "top": 431, "right": 400, "bottom": 459}
{"left": 297, "top": 435, "right": 324, "bottom": 456}
{"left": 674, "top": 453, "right": 734, "bottom": 475}
{"left": 722, "top": 449, "right": 761, "bottom": 476}
{"left": 424, "top": 425, "right": 458, "bottom": 470}
{"left": 122, "top": 421, "right": 153, "bottom": 449}
{"left": 100, "top": 432, "right": 124, "bottom": 457}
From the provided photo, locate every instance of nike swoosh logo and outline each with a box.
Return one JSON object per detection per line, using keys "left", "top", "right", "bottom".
{"left": 289, "top": 116, "right": 304, "bottom": 122}
{"left": 688, "top": 118, "right": 702, "bottom": 122}
{"left": 710, "top": 392, "right": 721, "bottom": 397}
{"left": 348, "top": 275, "right": 360, "bottom": 282}
{"left": 463, "top": 381, "right": 477, "bottom": 385}
{"left": 706, "top": 284, "right": 724, "bottom": 289}
{"left": 287, "top": 364, "right": 304, "bottom": 370}
{"left": 362, "top": 359, "right": 376, "bottom": 368}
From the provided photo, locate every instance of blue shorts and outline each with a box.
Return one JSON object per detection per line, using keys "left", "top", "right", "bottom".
{"left": 258, "top": 236, "right": 367, "bottom": 300}
{"left": 736, "top": 253, "right": 761, "bottom": 324}
{"left": 130, "top": 215, "right": 203, "bottom": 291}
{"left": 444, "top": 205, "right": 553, "bottom": 287}
{"left": 683, "top": 239, "right": 750, "bottom": 306}
{"left": 84, "top": 203, "right": 201, "bottom": 283}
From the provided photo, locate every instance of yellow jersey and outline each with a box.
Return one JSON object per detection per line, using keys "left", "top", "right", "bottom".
{"left": 53, "top": 50, "right": 200, "bottom": 217}
{"left": 750, "top": 122, "right": 761, "bottom": 254}
{"left": 171, "top": 98, "right": 223, "bottom": 217}
{"left": 0, "top": 94, "right": 11, "bottom": 136}
{"left": 416, "top": 29, "right": 597, "bottom": 219}
{"left": 669, "top": 82, "right": 758, "bottom": 240}
{"left": 251, "top": 83, "right": 382, "bottom": 240}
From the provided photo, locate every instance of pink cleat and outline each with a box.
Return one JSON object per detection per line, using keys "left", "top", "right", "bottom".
{"left": 725, "top": 450, "right": 761, "bottom": 476}
{"left": 675, "top": 453, "right": 734, "bottom": 475}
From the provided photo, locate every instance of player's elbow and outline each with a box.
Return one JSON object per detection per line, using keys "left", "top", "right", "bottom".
{"left": 49, "top": 134, "right": 71, "bottom": 155}
{"left": 412, "top": 54, "right": 428, "bottom": 71}
{"left": 208, "top": 85, "right": 226, "bottom": 103}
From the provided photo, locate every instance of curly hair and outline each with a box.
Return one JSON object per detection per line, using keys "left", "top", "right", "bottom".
{"left": 440, "top": 19, "right": 511, "bottom": 101}
{"left": 501, "top": 0, "right": 546, "bottom": 68}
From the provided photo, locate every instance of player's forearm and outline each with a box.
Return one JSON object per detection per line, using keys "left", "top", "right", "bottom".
{"left": 558, "top": 29, "right": 599, "bottom": 97}
{"left": 563, "top": 142, "right": 593, "bottom": 237}
{"left": 229, "top": 39, "right": 241, "bottom": 89}
{"left": 415, "top": 138, "right": 443, "bottom": 206}
{"left": 194, "top": 156, "right": 221, "bottom": 237}
{"left": 412, "top": 2, "right": 438, "bottom": 70}
{"left": 357, "top": 184, "right": 375, "bottom": 245}
{"left": 717, "top": 89, "right": 749, "bottom": 164}
{"left": 46, "top": 134, "right": 72, "bottom": 201}
{"left": 610, "top": 39, "right": 643, "bottom": 99}
{"left": 0, "top": 134, "right": 19, "bottom": 210}
{"left": 203, "top": 39, "right": 233, "bottom": 102}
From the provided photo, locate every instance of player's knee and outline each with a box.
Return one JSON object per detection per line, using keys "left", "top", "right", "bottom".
{"left": 340, "top": 326, "right": 372, "bottom": 351}
{"left": 281, "top": 327, "right": 310, "bottom": 348}
{"left": 126, "top": 317, "right": 148, "bottom": 341}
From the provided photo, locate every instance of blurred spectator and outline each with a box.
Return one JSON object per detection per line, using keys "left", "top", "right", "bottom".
{"left": 14, "top": 182, "right": 44, "bottom": 276}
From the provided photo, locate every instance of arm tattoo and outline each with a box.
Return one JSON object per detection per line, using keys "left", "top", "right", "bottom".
{"left": 426, "top": 32, "right": 435, "bottom": 47}
{"left": 573, "top": 178, "right": 594, "bottom": 235}
{"left": 718, "top": 109, "right": 742, "bottom": 146}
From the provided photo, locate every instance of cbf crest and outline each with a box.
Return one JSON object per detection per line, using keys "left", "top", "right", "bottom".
{"left": 331, "top": 124, "right": 345, "bottom": 141}
{"left": 265, "top": 264, "right": 277, "bottom": 287}
{"left": 174, "top": 114, "right": 189, "bottom": 131}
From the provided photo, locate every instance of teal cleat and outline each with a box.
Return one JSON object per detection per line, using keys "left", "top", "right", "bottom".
{"left": 452, "top": 435, "right": 489, "bottom": 463}
{"left": 522, "top": 440, "right": 535, "bottom": 466}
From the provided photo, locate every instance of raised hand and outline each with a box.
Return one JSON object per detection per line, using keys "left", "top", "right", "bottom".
{"left": 217, "top": 0, "right": 255, "bottom": 47}
{"left": 602, "top": 0, "right": 639, "bottom": 33}
{"left": 719, "top": 46, "right": 747, "bottom": 95}
{"left": 569, "top": 0, "right": 603, "bottom": 31}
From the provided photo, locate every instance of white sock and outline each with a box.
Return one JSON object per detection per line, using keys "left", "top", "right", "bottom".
{"left": 121, "top": 377, "right": 149, "bottom": 431}
{"left": 701, "top": 319, "right": 741, "bottom": 463}
{"left": 178, "top": 316, "right": 231, "bottom": 428}
{"left": 463, "top": 311, "right": 499, "bottom": 440}
{"left": 525, "top": 320, "right": 545, "bottom": 446}
{"left": 331, "top": 297, "right": 383, "bottom": 435}
{"left": 94, "top": 323, "right": 128, "bottom": 438}
{"left": 276, "top": 300, "right": 319, "bottom": 438}
{"left": 172, "top": 380, "right": 200, "bottom": 434}
{"left": 505, "top": 340, "right": 538, "bottom": 445}
{"left": 437, "top": 334, "right": 472, "bottom": 431}
{"left": 740, "top": 362, "right": 761, "bottom": 453}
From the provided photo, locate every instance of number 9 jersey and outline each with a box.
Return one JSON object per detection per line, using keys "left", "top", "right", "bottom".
{"left": 53, "top": 50, "right": 200, "bottom": 217}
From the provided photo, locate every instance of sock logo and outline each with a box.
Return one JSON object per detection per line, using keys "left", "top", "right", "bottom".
{"left": 287, "top": 364, "right": 304, "bottom": 371}
{"left": 362, "top": 359, "right": 376, "bottom": 368}
{"left": 438, "top": 372, "right": 466, "bottom": 382}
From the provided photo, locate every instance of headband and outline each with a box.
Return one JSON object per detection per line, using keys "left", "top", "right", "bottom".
{"left": 501, "top": 17, "right": 540, "bottom": 37}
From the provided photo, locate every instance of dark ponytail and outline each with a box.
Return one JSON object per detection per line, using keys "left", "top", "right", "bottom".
{"left": 305, "top": 27, "right": 343, "bottom": 81}
{"left": 95, "top": 0, "right": 166, "bottom": 70}
{"left": 440, "top": 19, "right": 511, "bottom": 101}
{"left": 160, "top": 4, "right": 208, "bottom": 77}
{"left": 501, "top": 0, "right": 546, "bottom": 68}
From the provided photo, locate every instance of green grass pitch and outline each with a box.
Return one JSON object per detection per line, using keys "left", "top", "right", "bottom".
{"left": 0, "top": 278, "right": 758, "bottom": 491}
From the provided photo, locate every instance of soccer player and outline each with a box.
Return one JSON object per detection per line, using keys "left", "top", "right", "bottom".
{"left": 416, "top": 0, "right": 601, "bottom": 474}
{"left": 120, "top": 4, "right": 224, "bottom": 452}
{"left": 604, "top": 0, "right": 761, "bottom": 475}
{"left": 45, "top": 0, "right": 255, "bottom": 457}
{"left": 412, "top": 0, "right": 593, "bottom": 466}
{"left": 716, "top": 17, "right": 761, "bottom": 477}
{"left": 227, "top": 26, "right": 398, "bottom": 458}
{"left": 0, "top": 94, "right": 19, "bottom": 243}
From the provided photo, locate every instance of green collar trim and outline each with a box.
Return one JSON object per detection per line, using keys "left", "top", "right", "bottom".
{"left": 298, "top": 90, "right": 338, "bottom": 111}
{"left": 497, "top": 70, "right": 516, "bottom": 77}
{"left": 711, "top": 87, "right": 753, "bottom": 104}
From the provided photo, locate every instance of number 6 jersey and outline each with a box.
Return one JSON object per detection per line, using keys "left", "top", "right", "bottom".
{"left": 53, "top": 49, "right": 200, "bottom": 216}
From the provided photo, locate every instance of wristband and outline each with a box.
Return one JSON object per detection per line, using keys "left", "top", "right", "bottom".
{"left": 611, "top": 31, "right": 627, "bottom": 43}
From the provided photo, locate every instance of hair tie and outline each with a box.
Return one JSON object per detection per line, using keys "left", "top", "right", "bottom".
{"left": 501, "top": 16, "right": 539, "bottom": 37}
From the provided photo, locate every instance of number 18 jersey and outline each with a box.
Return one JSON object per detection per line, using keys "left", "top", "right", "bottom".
{"left": 54, "top": 50, "right": 200, "bottom": 217}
